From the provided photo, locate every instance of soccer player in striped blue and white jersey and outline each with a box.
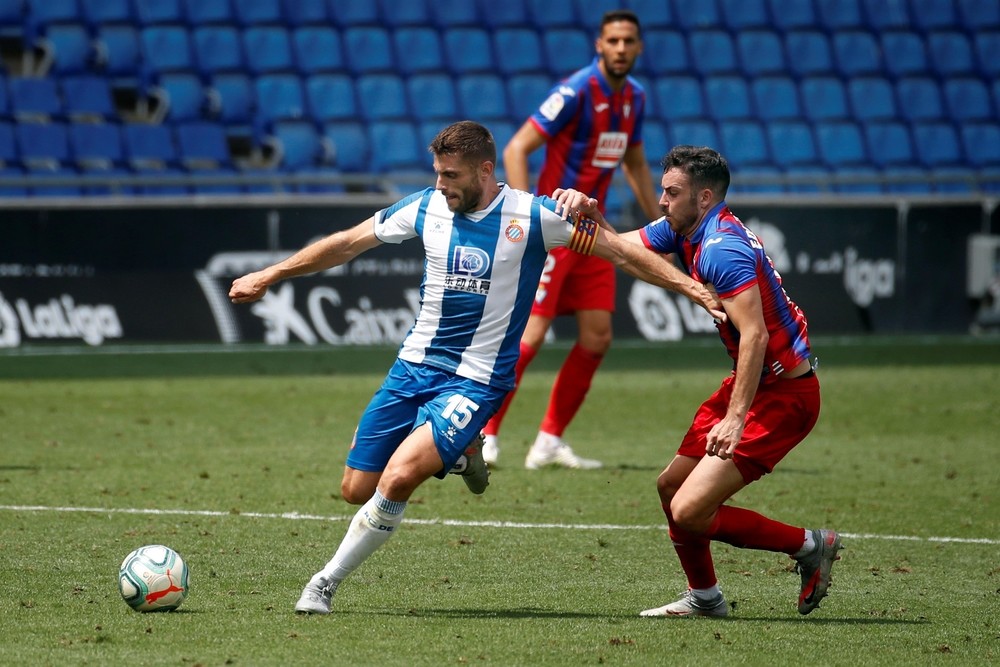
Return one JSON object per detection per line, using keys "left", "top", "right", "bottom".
{"left": 228, "top": 121, "right": 720, "bottom": 615}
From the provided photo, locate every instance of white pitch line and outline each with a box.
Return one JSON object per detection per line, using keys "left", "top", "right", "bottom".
{"left": 1, "top": 504, "right": 997, "bottom": 545}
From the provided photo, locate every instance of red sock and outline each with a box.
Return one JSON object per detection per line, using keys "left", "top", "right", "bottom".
{"left": 664, "top": 504, "right": 717, "bottom": 590}
{"left": 705, "top": 505, "right": 804, "bottom": 554}
{"left": 539, "top": 343, "right": 603, "bottom": 437}
{"left": 483, "top": 341, "right": 537, "bottom": 436}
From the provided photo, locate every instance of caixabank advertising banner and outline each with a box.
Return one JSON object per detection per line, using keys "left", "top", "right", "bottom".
{"left": 0, "top": 199, "right": 979, "bottom": 348}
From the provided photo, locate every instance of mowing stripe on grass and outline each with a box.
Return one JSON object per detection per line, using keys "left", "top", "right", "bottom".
{"left": 2, "top": 504, "right": 997, "bottom": 545}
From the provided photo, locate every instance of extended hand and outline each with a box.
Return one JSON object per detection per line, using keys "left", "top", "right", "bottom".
{"left": 229, "top": 272, "right": 270, "bottom": 304}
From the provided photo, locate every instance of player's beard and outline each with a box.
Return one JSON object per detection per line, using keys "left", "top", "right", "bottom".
{"left": 448, "top": 180, "right": 484, "bottom": 214}
{"left": 601, "top": 52, "right": 634, "bottom": 83}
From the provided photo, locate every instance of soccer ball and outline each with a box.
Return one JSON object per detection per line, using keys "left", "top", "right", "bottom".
{"left": 118, "top": 544, "right": 190, "bottom": 612}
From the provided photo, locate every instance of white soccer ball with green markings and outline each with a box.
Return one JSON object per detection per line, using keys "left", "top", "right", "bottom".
{"left": 118, "top": 544, "right": 190, "bottom": 612}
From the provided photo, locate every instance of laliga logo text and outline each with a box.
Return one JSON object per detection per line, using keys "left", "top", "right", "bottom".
{"left": 0, "top": 291, "right": 122, "bottom": 347}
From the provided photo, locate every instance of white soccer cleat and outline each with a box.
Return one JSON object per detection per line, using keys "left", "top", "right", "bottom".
{"left": 294, "top": 574, "right": 336, "bottom": 615}
{"left": 640, "top": 590, "right": 729, "bottom": 618}
{"left": 524, "top": 432, "right": 603, "bottom": 470}
{"left": 482, "top": 434, "right": 500, "bottom": 465}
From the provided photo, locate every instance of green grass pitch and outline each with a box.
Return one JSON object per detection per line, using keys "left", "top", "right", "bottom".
{"left": 1, "top": 336, "right": 998, "bottom": 666}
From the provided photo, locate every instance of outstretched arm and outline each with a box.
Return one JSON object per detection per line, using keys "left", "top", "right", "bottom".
{"left": 229, "top": 218, "right": 382, "bottom": 304}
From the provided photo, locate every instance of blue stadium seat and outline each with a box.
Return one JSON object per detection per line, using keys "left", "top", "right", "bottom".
{"left": 243, "top": 26, "right": 295, "bottom": 76}
{"left": 368, "top": 120, "right": 422, "bottom": 172}
{"left": 95, "top": 25, "right": 141, "bottom": 85}
{"left": 542, "top": 28, "right": 592, "bottom": 77}
{"left": 640, "top": 30, "right": 688, "bottom": 77}
{"left": 343, "top": 26, "right": 395, "bottom": 76}
{"left": 123, "top": 123, "right": 178, "bottom": 168}
{"left": 378, "top": 0, "right": 430, "bottom": 28}
{"left": 208, "top": 73, "right": 253, "bottom": 130}
{"left": 974, "top": 31, "right": 1000, "bottom": 79}
{"left": 183, "top": 0, "right": 234, "bottom": 26}
{"left": 0, "top": 0, "right": 21, "bottom": 40}
{"left": 328, "top": 0, "right": 379, "bottom": 27}
{"left": 406, "top": 74, "right": 457, "bottom": 122}
{"left": 175, "top": 120, "right": 240, "bottom": 193}
{"left": 766, "top": 0, "right": 816, "bottom": 32}
{"left": 140, "top": 26, "right": 194, "bottom": 78}
{"left": 654, "top": 76, "right": 703, "bottom": 121}
{"left": 493, "top": 28, "right": 543, "bottom": 77}
{"left": 847, "top": 77, "right": 897, "bottom": 122}
{"left": 281, "top": 0, "right": 328, "bottom": 26}
{"left": 193, "top": 26, "right": 245, "bottom": 76}
{"left": 37, "top": 24, "right": 93, "bottom": 76}
{"left": 70, "top": 121, "right": 125, "bottom": 170}
{"left": 750, "top": 76, "right": 800, "bottom": 121}
{"left": 641, "top": 118, "right": 669, "bottom": 166}
{"left": 428, "top": 0, "right": 479, "bottom": 27}
{"left": 16, "top": 121, "right": 71, "bottom": 169}
{"left": 292, "top": 26, "right": 344, "bottom": 75}
{"left": 861, "top": 121, "right": 915, "bottom": 168}
{"left": 718, "top": 120, "right": 770, "bottom": 168}
{"left": 670, "top": 120, "right": 719, "bottom": 150}
{"left": 80, "top": 0, "right": 134, "bottom": 28}
{"left": 0, "top": 74, "right": 10, "bottom": 120}
{"left": 0, "top": 119, "right": 17, "bottom": 159}
{"left": 833, "top": 31, "right": 882, "bottom": 78}
{"left": 910, "top": 0, "right": 959, "bottom": 32}
{"left": 132, "top": 0, "right": 183, "bottom": 25}
{"left": 456, "top": 74, "right": 508, "bottom": 120}
{"left": 927, "top": 31, "right": 976, "bottom": 78}
{"left": 960, "top": 123, "right": 1000, "bottom": 168}
{"left": 784, "top": 31, "right": 834, "bottom": 78}
{"left": 880, "top": 31, "right": 929, "bottom": 79}
{"left": 355, "top": 74, "right": 408, "bottom": 121}
{"left": 861, "top": 0, "right": 910, "bottom": 31}
{"left": 253, "top": 73, "right": 305, "bottom": 128}
{"left": 9, "top": 77, "right": 63, "bottom": 121}
{"left": 506, "top": 74, "right": 551, "bottom": 124}
{"left": 625, "top": 0, "right": 673, "bottom": 28}
{"left": 814, "top": 120, "right": 866, "bottom": 168}
{"left": 736, "top": 30, "right": 785, "bottom": 77}
{"left": 479, "top": 0, "right": 527, "bottom": 28}
{"left": 270, "top": 120, "right": 324, "bottom": 169}
{"left": 718, "top": 0, "right": 770, "bottom": 30}
{"left": 392, "top": 27, "right": 444, "bottom": 76}
{"left": 703, "top": 76, "right": 752, "bottom": 121}
{"left": 814, "top": 0, "right": 864, "bottom": 31}
{"left": 896, "top": 77, "right": 944, "bottom": 122}
{"left": 669, "top": 0, "right": 720, "bottom": 31}
{"left": 152, "top": 73, "right": 205, "bottom": 122}
{"left": 573, "top": 0, "right": 619, "bottom": 31}
{"left": 799, "top": 76, "right": 849, "bottom": 121}
{"left": 444, "top": 29, "right": 495, "bottom": 75}
{"left": 305, "top": 73, "right": 356, "bottom": 124}
{"left": 766, "top": 120, "right": 818, "bottom": 169}
{"left": 24, "top": 0, "right": 83, "bottom": 37}
{"left": 323, "top": 121, "right": 369, "bottom": 172}
{"left": 943, "top": 78, "right": 994, "bottom": 123}
{"left": 957, "top": 0, "right": 1000, "bottom": 31}
{"left": 525, "top": 0, "right": 576, "bottom": 29}
{"left": 232, "top": 0, "right": 284, "bottom": 26}
{"left": 911, "top": 121, "right": 963, "bottom": 168}
{"left": 687, "top": 30, "right": 737, "bottom": 76}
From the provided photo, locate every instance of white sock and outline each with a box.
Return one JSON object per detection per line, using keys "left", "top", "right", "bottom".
{"left": 691, "top": 584, "right": 722, "bottom": 602}
{"left": 318, "top": 490, "right": 407, "bottom": 583}
{"left": 793, "top": 529, "right": 815, "bottom": 559}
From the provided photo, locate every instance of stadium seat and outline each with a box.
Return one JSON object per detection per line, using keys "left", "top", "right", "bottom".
{"left": 151, "top": 73, "right": 206, "bottom": 122}
{"left": 736, "top": 30, "right": 785, "bottom": 78}
{"left": 832, "top": 31, "right": 882, "bottom": 78}
{"left": 687, "top": 30, "right": 737, "bottom": 76}
{"left": 243, "top": 26, "right": 295, "bottom": 75}
{"left": 506, "top": 74, "right": 551, "bottom": 124}
{"left": 718, "top": 120, "right": 770, "bottom": 168}
{"left": 428, "top": 0, "right": 479, "bottom": 27}
{"left": 479, "top": 0, "right": 527, "bottom": 28}
{"left": 861, "top": 0, "right": 910, "bottom": 31}
{"left": 232, "top": 0, "right": 284, "bottom": 26}
{"left": 880, "top": 32, "right": 929, "bottom": 79}
{"left": 16, "top": 121, "right": 71, "bottom": 170}
{"left": 207, "top": 73, "right": 252, "bottom": 125}
{"left": 24, "top": 0, "right": 84, "bottom": 38}
{"left": 61, "top": 75, "right": 117, "bottom": 122}
{"left": 573, "top": 0, "right": 619, "bottom": 31}
{"left": 291, "top": 27, "right": 344, "bottom": 75}
{"left": 895, "top": 77, "right": 944, "bottom": 122}
{"left": 640, "top": 30, "right": 688, "bottom": 77}
{"left": 765, "top": 0, "right": 816, "bottom": 32}
{"left": 406, "top": 74, "right": 457, "bottom": 122}
{"left": 378, "top": 0, "right": 431, "bottom": 28}
{"left": 182, "top": 0, "right": 234, "bottom": 26}
{"left": 175, "top": 120, "right": 240, "bottom": 193}
{"left": 140, "top": 26, "right": 195, "bottom": 79}
{"left": 943, "top": 78, "right": 994, "bottom": 123}
{"left": 343, "top": 27, "right": 395, "bottom": 76}
{"left": 911, "top": 121, "right": 963, "bottom": 169}
{"left": 328, "top": 0, "right": 379, "bottom": 27}
{"left": 799, "top": 76, "right": 849, "bottom": 121}
{"left": 927, "top": 31, "right": 976, "bottom": 78}
{"left": 9, "top": 77, "right": 63, "bottom": 121}
{"left": 456, "top": 74, "right": 508, "bottom": 120}
{"left": 368, "top": 120, "right": 422, "bottom": 172}
{"left": 960, "top": 123, "right": 1000, "bottom": 168}
{"left": 269, "top": 120, "right": 325, "bottom": 170}
{"left": 625, "top": 0, "right": 673, "bottom": 29}
{"left": 973, "top": 32, "right": 1000, "bottom": 79}
{"left": 750, "top": 76, "right": 800, "bottom": 121}
{"left": 492, "top": 28, "right": 543, "bottom": 77}
{"left": 847, "top": 77, "right": 897, "bottom": 122}
{"left": 766, "top": 120, "right": 818, "bottom": 169}
{"left": 703, "top": 76, "right": 752, "bottom": 121}
{"left": 814, "top": 0, "right": 864, "bottom": 31}
{"left": 641, "top": 118, "right": 669, "bottom": 166}
{"left": 525, "top": 0, "right": 576, "bottom": 29}
{"left": 355, "top": 74, "right": 408, "bottom": 122}
{"left": 392, "top": 27, "right": 444, "bottom": 76}
{"left": 861, "top": 120, "right": 915, "bottom": 168}
{"left": 132, "top": 0, "right": 184, "bottom": 25}
{"left": 542, "top": 28, "right": 592, "bottom": 78}
{"left": 670, "top": 120, "right": 719, "bottom": 150}
{"left": 957, "top": 0, "right": 1000, "bottom": 31}
{"left": 322, "top": 121, "right": 369, "bottom": 172}
{"left": 305, "top": 73, "right": 356, "bottom": 124}
{"left": 80, "top": 0, "right": 134, "bottom": 28}
{"left": 814, "top": 120, "right": 867, "bottom": 169}
{"left": 784, "top": 31, "right": 834, "bottom": 78}
{"left": 193, "top": 26, "right": 245, "bottom": 77}
{"left": 669, "top": 0, "right": 720, "bottom": 31}
{"left": 443, "top": 28, "right": 494, "bottom": 75}
{"left": 37, "top": 24, "right": 93, "bottom": 76}
{"left": 253, "top": 73, "right": 306, "bottom": 129}
{"left": 282, "top": 0, "right": 328, "bottom": 26}
{"left": 123, "top": 122, "right": 179, "bottom": 169}
{"left": 70, "top": 121, "right": 125, "bottom": 171}
{"left": 0, "top": 75, "right": 9, "bottom": 120}
{"left": 910, "top": 0, "right": 959, "bottom": 32}
{"left": 718, "top": 0, "right": 770, "bottom": 30}
{"left": 95, "top": 25, "right": 141, "bottom": 85}
{"left": 654, "top": 76, "right": 703, "bottom": 121}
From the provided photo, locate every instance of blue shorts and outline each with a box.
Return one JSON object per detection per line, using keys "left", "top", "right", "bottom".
{"left": 346, "top": 359, "right": 507, "bottom": 473}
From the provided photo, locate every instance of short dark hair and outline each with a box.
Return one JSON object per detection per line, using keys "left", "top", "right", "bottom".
{"left": 599, "top": 9, "right": 642, "bottom": 36}
{"left": 429, "top": 121, "right": 496, "bottom": 166}
{"left": 662, "top": 146, "right": 731, "bottom": 199}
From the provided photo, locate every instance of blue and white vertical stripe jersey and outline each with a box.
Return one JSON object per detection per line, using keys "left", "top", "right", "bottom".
{"left": 373, "top": 184, "right": 573, "bottom": 390}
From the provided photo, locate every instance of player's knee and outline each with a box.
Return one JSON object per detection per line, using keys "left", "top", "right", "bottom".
{"left": 668, "top": 498, "right": 711, "bottom": 535}
{"left": 655, "top": 471, "right": 680, "bottom": 503}
{"left": 578, "top": 330, "right": 612, "bottom": 355}
{"left": 341, "top": 478, "right": 374, "bottom": 505}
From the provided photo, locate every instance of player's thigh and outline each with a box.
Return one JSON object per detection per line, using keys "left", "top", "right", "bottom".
{"left": 671, "top": 455, "right": 747, "bottom": 528}
{"left": 416, "top": 376, "right": 507, "bottom": 470}
{"left": 347, "top": 363, "right": 423, "bottom": 474}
